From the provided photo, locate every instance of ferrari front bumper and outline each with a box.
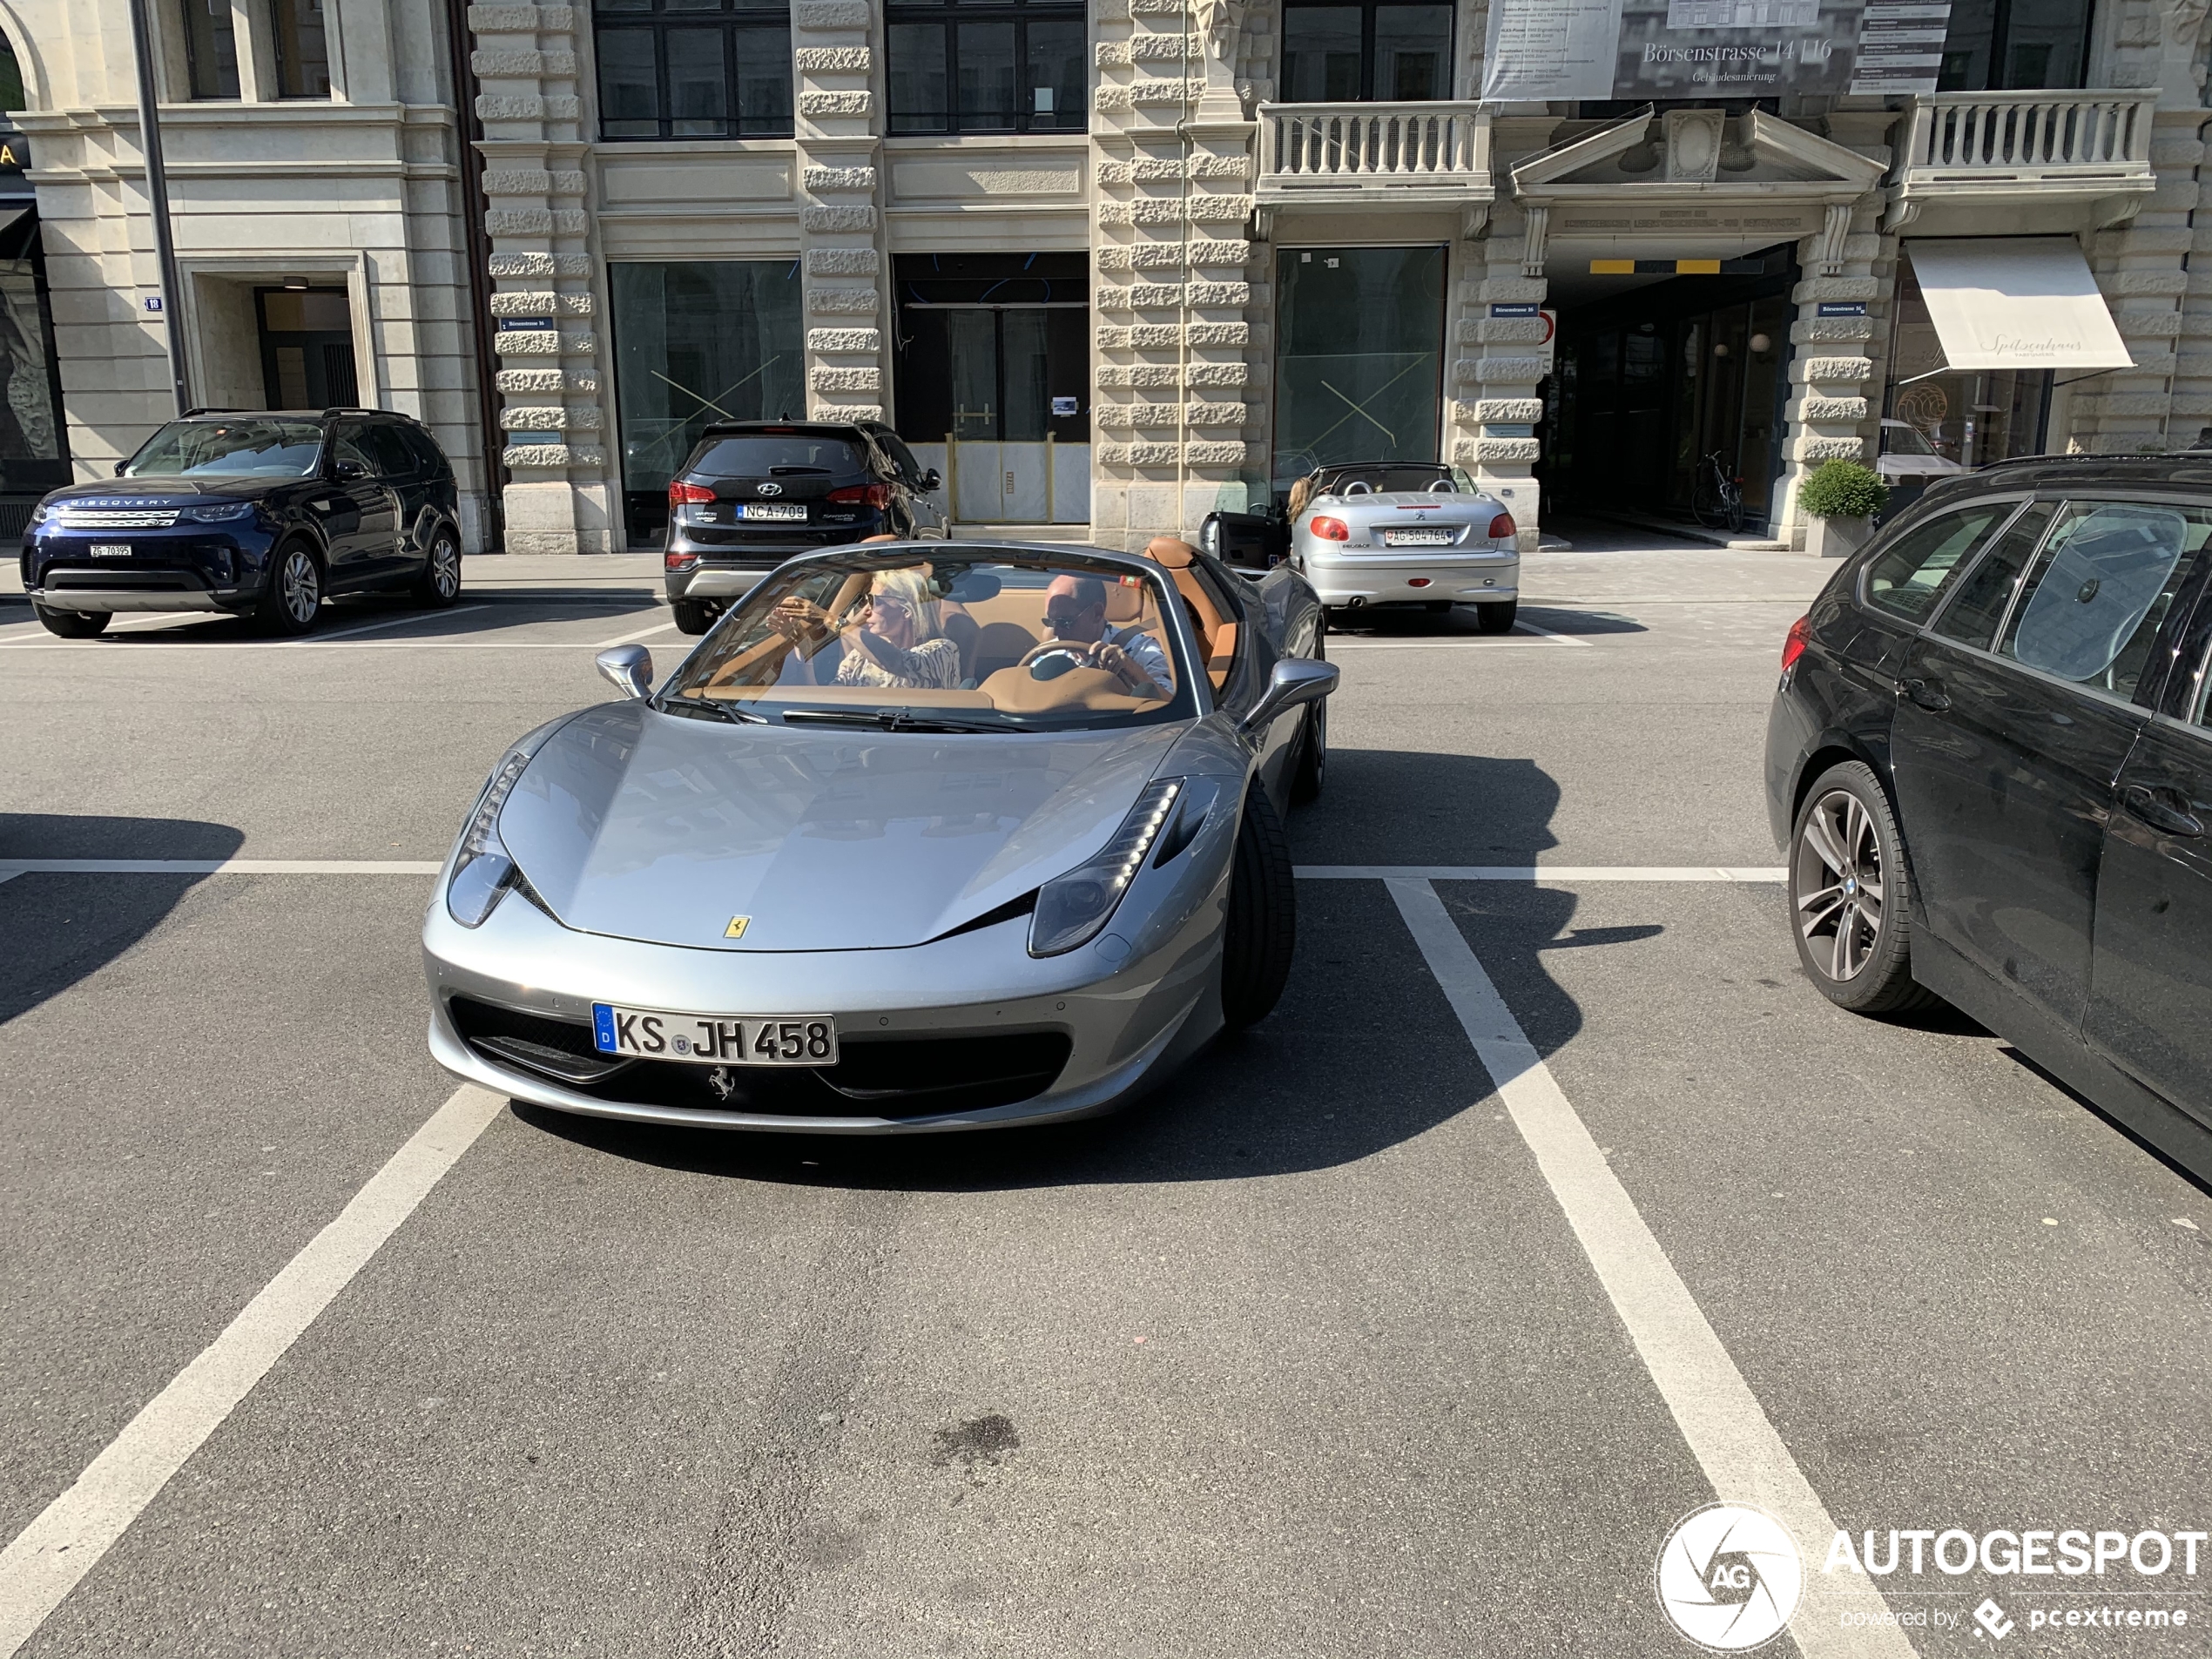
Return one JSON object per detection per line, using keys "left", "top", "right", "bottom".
{"left": 421, "top": 871, "right": 1227, "bottom": 1134}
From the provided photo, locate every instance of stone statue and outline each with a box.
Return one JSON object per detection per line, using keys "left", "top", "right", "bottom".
{"left": 1197, "top": 0, "right": 1240, "bottom": 62}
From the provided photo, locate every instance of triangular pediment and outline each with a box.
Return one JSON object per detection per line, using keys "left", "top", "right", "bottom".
{"left": 1514, "top": 108, "right": 1885, "bottom": 200}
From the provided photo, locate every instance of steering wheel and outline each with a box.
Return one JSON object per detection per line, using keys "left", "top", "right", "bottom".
{"left": 1015, "top": 639, "right": 1096, "bottom": 680}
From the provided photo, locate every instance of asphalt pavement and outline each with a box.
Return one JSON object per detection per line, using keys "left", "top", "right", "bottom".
{"left": 2, "top": 520, "right": 2207, "bottom": 1658}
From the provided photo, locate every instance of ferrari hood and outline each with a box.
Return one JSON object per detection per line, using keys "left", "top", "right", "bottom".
{"left": 494, "top": 703, "right": 1185, "bottom": 952}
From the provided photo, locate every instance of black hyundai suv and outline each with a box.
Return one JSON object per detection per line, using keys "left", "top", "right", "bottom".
{"left": 662, "top": 420, "right": 944, "bottom": 633}
{"left": 21, "top": 408, "right": 464, "bottom": 637}
{"left": 1766, "top": 455, "right": 2212, "bottom": 1180}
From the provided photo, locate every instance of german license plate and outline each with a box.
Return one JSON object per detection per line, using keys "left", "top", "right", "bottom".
{"left": 590, "top": 1003, "right": 839, "bottom": 1066}
{"left": 1383, "top": 527, "right": 1457, "bottom": 546}
{"left": 740, "top": 502, "right": 807, "bottom": 522}
{"left": 89, "top": 543, "right": 132, "bottom": 557}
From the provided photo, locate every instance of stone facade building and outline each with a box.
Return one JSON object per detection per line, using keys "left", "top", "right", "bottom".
{"left": 3, "top": 0, "right": 2211, "bottom": 553}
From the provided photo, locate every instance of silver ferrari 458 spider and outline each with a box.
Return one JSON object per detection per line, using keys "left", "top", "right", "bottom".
{"left": 1291, "top": 461, "right": 1521, "bottom": 633}
{"left": 421, "top": 536, "right": 1337, "bottom": 1133}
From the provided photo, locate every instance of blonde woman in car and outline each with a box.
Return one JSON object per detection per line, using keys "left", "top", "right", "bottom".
{"left": 771, "top": 565, "right": 961, "bottom": 689}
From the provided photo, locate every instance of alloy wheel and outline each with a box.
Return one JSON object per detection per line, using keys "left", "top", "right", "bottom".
{"left": 1793, "top": 787, "right": 1885, "bottom": 981}
{"left": 430, "top": 537, "right": 460, "bottom": 599}
{"left": 282, "top": 550, "right": 320, "bottom": 624}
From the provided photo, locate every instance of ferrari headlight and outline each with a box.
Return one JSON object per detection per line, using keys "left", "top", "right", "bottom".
{"left": 1028, "top": 779, "right": 1183, "bottom": 957}
{"left": 446, "top": 749, "right": 532, "bottom": 927}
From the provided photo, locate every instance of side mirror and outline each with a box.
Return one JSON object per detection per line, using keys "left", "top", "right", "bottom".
{"left": 1235, "top": 657, "right": 1338, "bottom": 738}
{"left": 921, "top": 468, "right": 942, "bottom": 491}
{"left": 596, "top": 644, "right": 654, "bottom": 699}
{"left": 331, "top": 459, "right": 366, "bottom": 482}
{"left": 113, "top": 461, "right": 128, "bottom": 476}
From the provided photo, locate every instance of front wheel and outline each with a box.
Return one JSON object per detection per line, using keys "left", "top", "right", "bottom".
{"left": 36, "top": 605, "right": 111, "bottom": 638}
{"left": 1220, "top": 786, "right": 1297, "bottom": 1028}
{"left": 411, "top": 526, "right": 462, "bottom": 607}
{"left": 253, "top": 542, "right": 322, "bottom": 637}
{"left": 1788, "top": 761, "right": 1939, "bottom": 1015}
{"left": 1475, "top": 600, "right": 1517, "bottom": 635}
{"left": 1723, "top": 491, "right": 1747, "bottom": 536}
{"left": 671, "top": 599, "right": 717, "bottom": 636}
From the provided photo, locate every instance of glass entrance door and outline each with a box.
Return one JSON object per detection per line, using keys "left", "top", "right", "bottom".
{"left": 1271, "top": 244, "right": 1447, "bottom": 497}
{"left": 899, "top": 300, "right": 1089, "bottom": 523}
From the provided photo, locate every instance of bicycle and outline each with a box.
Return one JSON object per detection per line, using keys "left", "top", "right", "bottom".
{"left": 1691, "top": 450, "right": 1746, "bottom": 535}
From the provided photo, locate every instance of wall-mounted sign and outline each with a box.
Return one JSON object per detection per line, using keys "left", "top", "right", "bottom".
{"left": 1482, "top": 0, "right": 1952, "bottom": 102}
{"left": 1490, "top": 302, "right": 1541, "bottom": 318}
{"left": 142, "top": 295, "right": 163, "bottom": 314}
{"left": 0, "top": 133, "right": 29, "bottom": 172}
{"left": 1051, "top": 395, "right": 1079, "bottom": 417}
{"left": 496, "top": 317, "right": 555, "bottom": 331}
{"left": 506, "top": 430, "right": 563, "bottom": 445}
{"left": 1817, "top": 300, "right": 1869, "bottom": 316}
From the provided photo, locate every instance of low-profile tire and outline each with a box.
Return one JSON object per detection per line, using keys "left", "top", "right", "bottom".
{"left": 672, "top": 598, "right": 718, "bottom": 636}
{"left": 1220, "top": 785, "right": 1296, "bottom": 1028}
{"left": 253, "top": 540, "right": 323, "bottom": 637}
{"left": 1789, "top": 760, "right": 1940, "bottom": 1015}
{"left": 411, "top": 525, "right": 462, "bottom": 607}
{"left": 1476, "top": 600, "right": 1517, "bottom": 634}
{"left": 35, "top": 605, "right": 110, "bottom": 639}
{"left": 1290, "top": 695, "right": 1325, "bottom": 805}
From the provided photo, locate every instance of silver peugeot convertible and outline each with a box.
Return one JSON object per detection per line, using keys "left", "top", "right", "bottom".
{"left": 422, "top": 537, "right": 1337, "bottom": 1133}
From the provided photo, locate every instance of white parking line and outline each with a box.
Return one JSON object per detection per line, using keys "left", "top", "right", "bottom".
{"left": 1298, "top": 865, "right": 1785, "bottom": 882}
{"left": 0, "top": 1084, "right": 509, "bottom": 1659}
{"left": 1324, "top": 639, "right": 1564, "bottom": 651}
{"left": 300, "top": 604, "right": 489, "bottom": 644}
{"left": 0, "top": 639, "right": 622, "bottom": 651}
{"left": 1386, "top": 880, "right": 1913, "bottom": 1657}
{"left": 590, "top": 618, "right": 680, "bottom": 649}
{"left": 1512, "top": 617, "right": 1595, "bottom": 647}
{"left": 0, "top": 860, "right": 443, "bottom": 876}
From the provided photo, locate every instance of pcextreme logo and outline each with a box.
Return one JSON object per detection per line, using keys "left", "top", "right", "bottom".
{"left": 1656, "top": 1503, "right": 1804, "bottom": 1651}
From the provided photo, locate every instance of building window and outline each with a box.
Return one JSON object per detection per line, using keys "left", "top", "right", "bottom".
{"left": 594, "top": 0, "right": 793, "bottom": 140}
{"left": 1280, "top": 0, "right": 1453, "bottom": 103}
{"left": 609, "top": 260, "right": 806, "bottom": 542}
{"left": 1881, "top": 248, "right": 2050, "bottom": 511}
{"left": 271, "top": 0, "right": 332, "bottom": 98}
{"left": 1936, "top": 0, "right": 2094, "bottom": 91}
{"left": 885, "top": 0, "right": 1087, "bottom": 135}
{"left": 181, "top": 0, "right": 241, "bottom": 98}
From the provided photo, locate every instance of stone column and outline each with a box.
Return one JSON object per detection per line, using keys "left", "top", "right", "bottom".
{"left": 1091, "top": 0, "right": 1262, "bottom": 550}
{"left": 794, "top": 0, "right": 888, "bottom": 427}
{"left": 469, "top": 2, "right": 615, "bottom": 553}
{"left": 1456, "top": 174, "right": 1547, "bottom": 550}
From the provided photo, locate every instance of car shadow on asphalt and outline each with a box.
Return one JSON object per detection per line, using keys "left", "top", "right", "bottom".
{"left": 1324, "top": 604, "right": 1643, "bottom": 639}
{"left": 0, "top": 813, "right": 245, "bottom": 1025}
{"left": 513, "top": 750, "right": 1615, "bottom": 1189}
{"left": 60, "top": 592, "right": 662, "bottom": 647}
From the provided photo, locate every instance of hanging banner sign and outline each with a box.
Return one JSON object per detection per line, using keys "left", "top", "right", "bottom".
{"left": 1482, "top": 0, "right": 1952, "bottom": 102}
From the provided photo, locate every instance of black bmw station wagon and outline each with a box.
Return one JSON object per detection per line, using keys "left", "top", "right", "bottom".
{"left": 1767, "top": 457, "right": 2212, "bottom": 1180}
{"left": 22, "top": 409, "right": 463, "bottom": 638}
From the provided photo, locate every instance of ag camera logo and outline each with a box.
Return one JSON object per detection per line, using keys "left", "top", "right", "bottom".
{"left": 1656, "top": 1503, "right": 1804, "bottom": 1650}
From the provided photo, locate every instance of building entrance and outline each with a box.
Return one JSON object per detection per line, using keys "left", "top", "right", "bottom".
{"left": 256, "top": 287, "right": 358, "bottom": 411}
{"left": 893, "top": 253, "right": 1089, "bottom": 524}
{"left": 1543, "top": 248, "right": 1795, "bottom": 535}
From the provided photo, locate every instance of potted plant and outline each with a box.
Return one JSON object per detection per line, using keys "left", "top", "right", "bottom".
{"left": 1797, "top": 459, "right": 1889, "bottom": 559}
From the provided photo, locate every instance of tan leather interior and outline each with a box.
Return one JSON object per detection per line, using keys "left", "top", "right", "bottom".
{"left": 1205, "top": 622, "right": 1238, "bottom": 692}
{"left": 1105, "top": 579, "right": 1145, "bottom": 624}
{"left": 977, "top": 664, "right": 1152, "bottom": 713}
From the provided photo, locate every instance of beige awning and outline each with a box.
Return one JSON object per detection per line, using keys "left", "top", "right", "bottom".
{"left": 1907, "top": 238, "right": 2133, "bottom": 372}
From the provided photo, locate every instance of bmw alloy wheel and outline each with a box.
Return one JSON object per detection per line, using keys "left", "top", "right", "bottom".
{"left": 1792, "top": 786, "right": 1885, "bottom": 981}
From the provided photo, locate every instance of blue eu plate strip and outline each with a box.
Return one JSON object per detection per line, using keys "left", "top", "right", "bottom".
{"left": 591, "top": 1002, "right": 617, "bottom": 1053}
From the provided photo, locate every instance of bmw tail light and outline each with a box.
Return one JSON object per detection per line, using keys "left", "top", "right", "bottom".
{"left": 1781, "top": 614, "right": 1812, "bottom": 672}
{"left": 826, "top": 482, "right": 892, "bottom": 507}
{"left": 1487, "top": 512, "right": 1517, "bottom": 540}
{"left": 1310, "top": 516, "right": 1350, "bottom": 542}
{"left": 667, "top": 481, "right": 714, "bottom": 506}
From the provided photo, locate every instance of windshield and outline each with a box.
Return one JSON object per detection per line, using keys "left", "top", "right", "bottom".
{"left": 658, "top": 552, "right": 1194, "bottom": 731}
{"left": 689, "top": 432, "right": 865, "bottom": 477}
{"left": 1318, "top": 463, "right": 1469, "bottom": 496}
{"left": 123, "top": 419, "right": 323, "bottom": 478}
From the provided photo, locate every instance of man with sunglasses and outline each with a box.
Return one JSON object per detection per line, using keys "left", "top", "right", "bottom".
{"left": 1041, "top": 574, "right": 1172, "bottom": 700}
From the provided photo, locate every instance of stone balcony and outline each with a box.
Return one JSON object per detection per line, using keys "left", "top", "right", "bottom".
{"left": 1253, "top": 101, "right": 1494, "bottom": 233}
{"left": 1887, "top": 90, "right": 2159, "bottom": 235}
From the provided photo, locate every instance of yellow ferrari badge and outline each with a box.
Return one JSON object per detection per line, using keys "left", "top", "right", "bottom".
{"left": 724, "top": 915, "right": 750, "bottom": 939}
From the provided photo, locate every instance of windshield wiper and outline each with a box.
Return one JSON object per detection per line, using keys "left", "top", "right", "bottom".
{"left": 779, "top": 707, "right": 1004, "bottom": 734}
{"left": 655, "top": 695, "right": 766, "bottom": 725}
